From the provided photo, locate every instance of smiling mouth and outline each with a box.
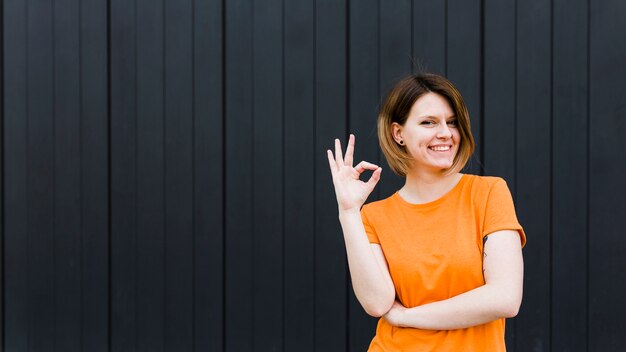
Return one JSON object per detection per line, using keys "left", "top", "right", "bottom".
{"left": 428, "top": 145, "right": 451, "bottom": 151}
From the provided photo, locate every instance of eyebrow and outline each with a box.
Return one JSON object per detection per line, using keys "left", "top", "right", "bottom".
{"left": 418, "top": 115, "right": 457, "bottom": 120}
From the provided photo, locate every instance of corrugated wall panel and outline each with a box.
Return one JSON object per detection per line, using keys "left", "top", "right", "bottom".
{"left": 283, "top": 1, "right": 316, "bottom": 350}
{"left": 2, "top": 1, "right": 626, "bottom": 351}
{"left": 552, "top": 0, "right": 588, "bottom": 350}
{"left": 589, "top": 0, "right": 626, "bottom": 350}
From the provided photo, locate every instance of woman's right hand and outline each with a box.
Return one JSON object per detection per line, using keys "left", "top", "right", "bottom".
{"left": 327, "top": 134, "right": 382, "bottom": 214}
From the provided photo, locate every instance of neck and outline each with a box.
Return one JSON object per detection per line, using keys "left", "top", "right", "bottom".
{"left": 399, "top": 168, "right": 462, "bottom": 204}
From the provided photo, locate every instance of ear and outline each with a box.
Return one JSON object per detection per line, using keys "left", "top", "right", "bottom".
{"left": 391, "top": 122, "right": 403, "bottom": 144}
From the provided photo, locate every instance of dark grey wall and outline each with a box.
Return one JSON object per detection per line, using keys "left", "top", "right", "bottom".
{"left": 2, "top": 0, "right": 626, "bottom": 351}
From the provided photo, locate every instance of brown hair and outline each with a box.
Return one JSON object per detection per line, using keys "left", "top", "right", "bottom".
{"left": 378, "top": 73, "right": 475, "bottom": 176}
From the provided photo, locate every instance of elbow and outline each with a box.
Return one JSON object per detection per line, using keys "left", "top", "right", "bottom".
{"left": 364, "top": 307, "right": 383, "bottom": 318}
{"left": 362, "top": 291, "right": 395, "bottom": 318}
{"left": 489, "top": 283, "right": 522, "bottom": 318}
{"left": 364, "top": 302, "right": 392, "bottom": 318}
{"left": 500, "top": 296, "right": 522, "bottom": 318}
{"left": 501, "top": 303, "right": 520, "bottom": 318}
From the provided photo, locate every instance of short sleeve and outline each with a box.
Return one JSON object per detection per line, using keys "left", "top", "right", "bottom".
{"left": 360, "top": 206, "right": 380, "bottom": 244}
{"left": 483, "top": 178, "right": 527, "bottom": 247}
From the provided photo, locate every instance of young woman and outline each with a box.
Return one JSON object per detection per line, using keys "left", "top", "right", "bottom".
{"left": 327, "top": 73, "right": 525, "bottom": 351}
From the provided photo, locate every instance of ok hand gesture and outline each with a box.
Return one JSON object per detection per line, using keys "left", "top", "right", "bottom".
{"left": 327, "top": 134, "right": 382, "bottom": 214}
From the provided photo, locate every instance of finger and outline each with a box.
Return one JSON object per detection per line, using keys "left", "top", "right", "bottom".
{"left": 334, "top": 138, "right": 344, "bottom": 165}
{"left": 366, "top": 167, "right": 382, "bottom": 189}
{"left": 354, "top": 161, "right": 379, "bottom": 174}
{"left": 344, "top": 134, "right": 355, "bottom": 166}
{"left": 326, "top": 149, "right": 337, "bottom": 175}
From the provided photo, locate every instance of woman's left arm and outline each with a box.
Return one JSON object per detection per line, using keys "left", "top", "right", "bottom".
{"left": 384, "top": 229, "right": 523, "bottom": 330}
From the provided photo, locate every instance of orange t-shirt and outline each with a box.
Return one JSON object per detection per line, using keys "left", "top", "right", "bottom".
{"left": 361, "top": 174, "right": 526, "bottom": 352}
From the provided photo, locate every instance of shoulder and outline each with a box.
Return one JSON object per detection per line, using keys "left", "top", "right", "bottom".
{"left": 361, "top": 193, "right": 398, "bottom": 222}
{"left": 362, "top": 193, "right": 395, "bottom": 213}
{"left": 463, "top": 174, "right": 508, "bottom": 193}
{"left": 460, "top": 174, "right": 513, "bottom": 206}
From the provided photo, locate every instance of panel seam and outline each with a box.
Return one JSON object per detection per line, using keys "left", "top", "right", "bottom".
{"left": 191, "top": 0, "right": 196, "bottom": 350}
{"left": 280, "top": 0, "right": 286, "bottom": 350}
{"left": 585, "top": 0, "right": 591, "bottom": 350}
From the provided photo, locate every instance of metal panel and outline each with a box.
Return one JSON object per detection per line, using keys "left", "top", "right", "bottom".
{"left": 378, "top": 0, "right": 411, "bottom": 197}
{"left": 135, "top": 0, "right": 165, "bottom": 350}
{"left": 252, "top": 0, "right": 284, "bottom": 350}
{"left": 348, "top": 0, "right": 380, "bottom": 349}
{"left": 27, "top": 0, "right": 55, "bottom": 349}
{"left": 315, "top": 0, "right": 348, "bottom": 349}
{"left": 193, "top": 0, "right": 225, "bottom": 350}
{"left": 515, "top": 0, "right": 552, "bottom": 350}
{"left": 448, "top": 0, "right": 482, "bottom": 175}
{"left": 4, "top": 0, "right": 29, "bottom": 350}
{"left": 483, "top": 0, "right": 518, "bottom": 348}
{"left": 589, "top": 0, "right": 626, "bottom": 350}
{"left": 53, "top": 0, "right": 81, "bottom": 349}
{"left": 224, "top": 0, "right": 254, "bottom": 350}
{"left": 80, "top": 0, "right": 110, "bottom": 349}
{"left": 110, "top": 0, "right": 138, "bottom": 349}
{"left": 163, "top": 0, "right": 195, "bottom": 349}
{"left": 553, "top": 0, "right": 589, "bottom": 350}
{"left": 284, "top": 0, "right": 316, "bottom": 350}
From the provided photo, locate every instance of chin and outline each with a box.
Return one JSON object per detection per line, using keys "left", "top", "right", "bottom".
{"left": 423, "top": 164, "right": 453, "bottom": 172}
{"left": 430, "top": 161, "right": 454, "bottom": 169}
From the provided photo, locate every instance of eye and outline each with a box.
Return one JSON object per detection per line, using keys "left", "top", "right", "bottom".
{"left": 420, "top": 120, "right": 435, "bottom": 126}
{"left": 447, "top": 119, "right": 458, "bottom": 126}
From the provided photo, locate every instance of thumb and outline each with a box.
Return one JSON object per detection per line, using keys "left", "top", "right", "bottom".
{"left": 366, "top": 167, "right": 382, "bottom": 190}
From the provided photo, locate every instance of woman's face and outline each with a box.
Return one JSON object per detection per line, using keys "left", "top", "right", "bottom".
{"left": 392, "top": 92, "right": 461, "bottom": 173}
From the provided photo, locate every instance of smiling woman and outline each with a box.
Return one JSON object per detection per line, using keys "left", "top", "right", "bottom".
{"left": 327, "top": 73, "right": 526, "bottom": 351}
{"left": 378, "top": 74, "right": 475, "bottom": 178}
{"left": 392, "top": 92, "right": 460, "bottom": 173}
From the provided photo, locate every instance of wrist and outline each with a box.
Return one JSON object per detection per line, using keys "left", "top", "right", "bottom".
{"left": 338, "top": 208, "right": 361, "bottom": 218}
{"left": 397, "top": 306, "right": 409, "bottom": 327}
{"left": 385, "top": 301, "right": 411, "bottom": 328}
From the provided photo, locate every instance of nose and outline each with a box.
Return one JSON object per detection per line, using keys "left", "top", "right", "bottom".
{"left": 436, "top": 123, "right": 452, "bottom": 139}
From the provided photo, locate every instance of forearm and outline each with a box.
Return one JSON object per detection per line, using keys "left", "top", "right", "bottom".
{"left": 392, "top": 284, "right": 520, "bottom": 330}
{"left": 339, "top": 210, "right": 395, "bottom": 317}
{"left": 386, "top": 230, "right": 524, "bottom": 330}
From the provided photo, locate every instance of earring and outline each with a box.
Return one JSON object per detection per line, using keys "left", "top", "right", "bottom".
{"left": 399, "top": 140, "right": 404, "bottom": 145}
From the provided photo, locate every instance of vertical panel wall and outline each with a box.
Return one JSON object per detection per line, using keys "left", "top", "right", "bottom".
{"left": 4, "top": 0, "right": 29, "bottom": 350}
{"left": 3, "top": 1, "right": 626, "bottom": 351}
{"left": 26, "top": 1, "right": 55, "bottom": 350}
{"left": 110, "top": 0, "right": 138, "bottom": 349}
{"left": 348, "top": 1, "right": 379, "bottom": 350}
{"left": 515, "top": 0, "right": 552, "bottom": 350}
{"left": 377, "top": 0, "right": 411, "bottom": 197}
{"left": 164, "top": 0, "right": 194, "bottom": 349}
{"left": 4, "top": 0, "right": 110, "bottom": 351}
{"left": 193, "top": 0, "right": 225, "bottom": 350}
{"left": 135, "top": 1, "right": 165, "bottom": 350}
{"left": 447, "top": 0, "right": 482, "bottom": 175}
{"left": 0, "top": 0, "right": 3, "bottom": 345}
{"left": 284, "top": 1, "right": 315, "bottom": 351}
{"left": 252, "top": 0, "right": 283, "bottom": 350}
{"left": 224, "top": 0, "right": 253, "bottom": 350}
{"left": 80, "top": 0, "right": 109, "bottom": 350}
{"left": 110, "top": 0, "right": 223, "bottom": 350}
{"left": 54, "top": 0, "right": 81, "bottom": 349}
{"left": 552, "top": 0, "right": 588, "bottom": 350}
{"left": 589, "top": 0, "right": 626, "bottom": 350}
{"left": 483, "top": 0, "right": 517, "bottom": 346}
{"left": 314, "top": 1, "right": 347, "bottom": 350}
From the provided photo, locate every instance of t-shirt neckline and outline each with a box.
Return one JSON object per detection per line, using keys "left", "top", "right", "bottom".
{"left": 393, "top": 173, "right": 469, "bottom": 209}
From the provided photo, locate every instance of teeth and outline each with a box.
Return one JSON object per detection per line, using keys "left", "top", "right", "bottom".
{"left": 430, "top": 146, "right": 450, "bottom": 151}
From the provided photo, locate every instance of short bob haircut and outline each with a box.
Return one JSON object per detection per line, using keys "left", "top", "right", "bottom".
{"left": 378, "top": 73, "right": 475, "bottom": 177}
